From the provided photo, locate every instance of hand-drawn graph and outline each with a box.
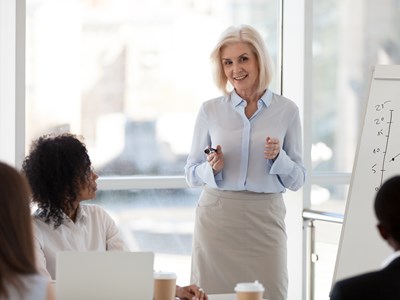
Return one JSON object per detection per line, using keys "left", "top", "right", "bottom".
{"left": 371, "top": 100, "right": 397, "bottom": 191}
{"left": 334, "top": 65, "right": 400, "bottom": 284}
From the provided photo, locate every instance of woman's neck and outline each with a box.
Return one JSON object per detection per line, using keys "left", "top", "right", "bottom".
{"left": 65, "top": 202, "right": 80, "bottom": 222}
{"left": 235, "top": 88, "right": 265, "bottom": 104}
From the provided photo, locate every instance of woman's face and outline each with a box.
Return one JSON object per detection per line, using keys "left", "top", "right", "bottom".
{"left": 220, "top": 42, "right": 259, "bottom": 95}
{"left": 78, "top": 169, "right": 98, "bottom": 201}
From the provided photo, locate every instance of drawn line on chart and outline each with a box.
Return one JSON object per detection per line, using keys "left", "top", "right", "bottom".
{"left": 380, "top": 109, "right": 394, "bottom": 186}
{"left": 388, "top": 152, "right": 400, "bottom": 162}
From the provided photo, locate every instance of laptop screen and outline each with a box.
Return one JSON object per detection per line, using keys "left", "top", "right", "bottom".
{"left": 56, "top": 251, "right": 154, "bottom": 300}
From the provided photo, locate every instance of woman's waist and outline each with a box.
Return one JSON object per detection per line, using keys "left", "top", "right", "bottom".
{"left": 204, "top": 185, "right": 283, "bottom": 200}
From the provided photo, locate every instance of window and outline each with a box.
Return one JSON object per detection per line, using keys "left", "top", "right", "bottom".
{"left": 311, "top": 0, "right": 400, "bottom": 211}
{"left": 26, "top": 0, "right": 281, "bottom": 285}
{"left": 26, "top": 0, "right": 281, "bottom": 176}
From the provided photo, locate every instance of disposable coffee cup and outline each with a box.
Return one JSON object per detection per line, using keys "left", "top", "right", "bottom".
{"left": 153, "top": 271, "right": 177, "bottom": 300}
{"left": 235, "top": 280, "right": 265, "bottom": 300}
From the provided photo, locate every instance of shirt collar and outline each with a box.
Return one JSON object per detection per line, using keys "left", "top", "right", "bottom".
{"left": 75, "top": 205, "right": 87, "bottom": 222}
{"left": 231, "top": 89, "right": 272, "bottom": 107}
{"left": 34, "top": 204, "right": 87, "bottom": 226}
{"left": 381, "top": 250, "right": 400, "bottom": 268}
{"left": 57, "top": 205, "right": 88, "bottom": 225}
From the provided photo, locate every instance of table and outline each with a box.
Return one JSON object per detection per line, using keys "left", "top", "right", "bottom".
{"left": 208, "top": 294, "right": 235, "bottom": 300}
{"left": 208, "top": 294, "right": 267, "bottom": 300}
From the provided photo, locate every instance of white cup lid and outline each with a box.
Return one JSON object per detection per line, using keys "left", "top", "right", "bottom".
{"left": 153, "top": 271, "right": 177, "bottom": 280}
{"left": 234, "top": 280, "right": 265, "bottom": 292}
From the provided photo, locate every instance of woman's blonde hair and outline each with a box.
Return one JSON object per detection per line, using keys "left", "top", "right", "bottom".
{"left": 210, "top": 24, "right": 274, "bottom": 95}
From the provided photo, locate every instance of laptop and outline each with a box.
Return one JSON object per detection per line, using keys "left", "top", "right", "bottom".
{"left": 56, "top": 251, "right": 154, "bottom": 300}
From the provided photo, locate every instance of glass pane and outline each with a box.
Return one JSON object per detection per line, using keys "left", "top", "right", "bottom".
{"left": 312, "top": 221, "right": 341, "bottom": 300}
{"left": 88, "top": 188, "right": 201, "bottom": 285}
{"left": 309, "top": 183, "right": 345, "bottom": 298}
{"left": 311, "top": 183, "right": 348, "bottom": 214}
{"left": 312, "top": 0, "right": 400, "bottom": 173}
{"left": 26, "top": 0, "right": 280, "bottom": 176}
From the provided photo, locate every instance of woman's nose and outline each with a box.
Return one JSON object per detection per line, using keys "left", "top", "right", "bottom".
{"left": 233, "top": 64, "right": 242, "bottom": 73}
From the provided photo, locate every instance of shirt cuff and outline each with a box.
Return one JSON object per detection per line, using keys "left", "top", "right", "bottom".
{"left": 269, "top": 149, "right": 294, "bottom": 175}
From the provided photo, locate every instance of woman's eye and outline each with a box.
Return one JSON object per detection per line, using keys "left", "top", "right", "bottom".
{"left": 223, "top": 60, "right": 232, "bottom": 65}
{"left": 239, "top": 56, "right": 248, "bottom": 62}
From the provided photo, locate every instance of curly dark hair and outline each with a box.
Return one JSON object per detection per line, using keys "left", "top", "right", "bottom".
{"left": 22, "top": 133, "right": 92, "bottom": 228}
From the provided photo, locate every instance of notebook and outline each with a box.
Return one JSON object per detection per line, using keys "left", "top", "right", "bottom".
{"left": 56, "top": 251, "right": 155, "bottom": 300}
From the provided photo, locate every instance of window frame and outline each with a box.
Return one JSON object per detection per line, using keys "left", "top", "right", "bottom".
{"left": 0, "top": 1, "right": 355, "bottom": 300}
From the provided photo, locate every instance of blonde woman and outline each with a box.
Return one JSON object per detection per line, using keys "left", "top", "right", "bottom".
{"left": 185, "top": 24, "right": 306, "bottom": 300}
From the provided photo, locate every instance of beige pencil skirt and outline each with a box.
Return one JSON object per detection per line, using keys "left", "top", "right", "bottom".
{"left": 190, "top": 186, "right": 288, "bottom": 300}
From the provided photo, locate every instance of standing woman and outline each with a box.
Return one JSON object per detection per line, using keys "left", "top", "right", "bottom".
{"left": 0, "top": 162, "right": 55, "bottom": 300}
{"left": 185, "top": 24, "right": 306, "bottom": 300}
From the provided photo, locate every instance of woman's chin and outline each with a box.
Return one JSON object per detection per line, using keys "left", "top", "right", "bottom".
{"left": 80, "top": 194, "right": 96, "bottom": 202}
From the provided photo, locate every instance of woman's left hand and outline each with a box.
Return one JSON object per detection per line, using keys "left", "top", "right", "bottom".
{"left": 264, "top": 137, "right": 280, "bottom": 160}
{"left": 176, "top": 284, "right": 208, "bottom": 300}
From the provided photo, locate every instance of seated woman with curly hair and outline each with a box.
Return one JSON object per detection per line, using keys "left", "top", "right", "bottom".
{"left": 22, "top": 133, "right": 207, "bottom": 300}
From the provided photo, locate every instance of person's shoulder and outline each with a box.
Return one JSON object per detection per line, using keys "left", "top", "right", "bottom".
{"left": 331, "top": 268, "right": 400, "bottom": 299}
{"left": 386, "top": 255, "right": 400, "bottom": 267}
{"left": 334, "top": 269, "right": 384, "bottom": 289}
{"left": 80, "top": 204, "right": 118, "bottom": 228}
{"left": 32, "top": 209, "right": 48, "bottom": 227}
{"left": 203, "top": 95, "right": 229, "bottom": 106}
{"left": 31, "top": 211, "right": 51, "bottom": 241}
{"left": 5, "top": 274, "right": 49, "bottom": 300}
{"left": 271, "top": 92, "right": 298, "bottom": 108}
{"left": 81, "top": 203, "right": 113, "bottom": 219}
{"left": 81, "top": 203, "right": 107, "bottom": 214}
{"left": 199, "top": 95, "right": 231, "bottom": 116}
{"left": 23, "top": 273, "right": 49, "bottom": 286}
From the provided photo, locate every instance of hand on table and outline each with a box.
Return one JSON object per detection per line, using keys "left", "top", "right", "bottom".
{"left": 176, "top": 284, "right": 208, "bottom": 300}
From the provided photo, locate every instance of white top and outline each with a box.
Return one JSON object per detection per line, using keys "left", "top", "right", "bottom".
{"left": 1, "top": 274, "right": 48, "bottom": 300}
{"left": 33, "top": 204, "right": 129, "bottom": 280}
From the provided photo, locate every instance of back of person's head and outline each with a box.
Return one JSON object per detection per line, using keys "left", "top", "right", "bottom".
{"left": 0, "top": 161, "right": 37, "bottom": 297}
{"left": 22, "top": 133, "right": 92, "bottom": 228}
{"left": 210, "top": 24, "right": 274, "bottom": 95}
{"left": 374, "top": 175, "right": 400, "bottom": 244}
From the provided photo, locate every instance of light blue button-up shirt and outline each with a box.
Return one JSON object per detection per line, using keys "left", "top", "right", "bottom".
{"left": 184, "top": 89, "right": 306, "bottom": 193}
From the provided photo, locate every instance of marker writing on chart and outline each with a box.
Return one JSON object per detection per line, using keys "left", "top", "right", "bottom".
{"left": 388, "top": 152, "right": 400, "bottom": 162}
{"left": 379, "top": 109, "right": 394, "bottom": 187}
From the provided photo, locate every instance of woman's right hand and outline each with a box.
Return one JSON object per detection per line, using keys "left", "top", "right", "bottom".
{"left": 206, "top": 145, "right": 224, "bottom": 174}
